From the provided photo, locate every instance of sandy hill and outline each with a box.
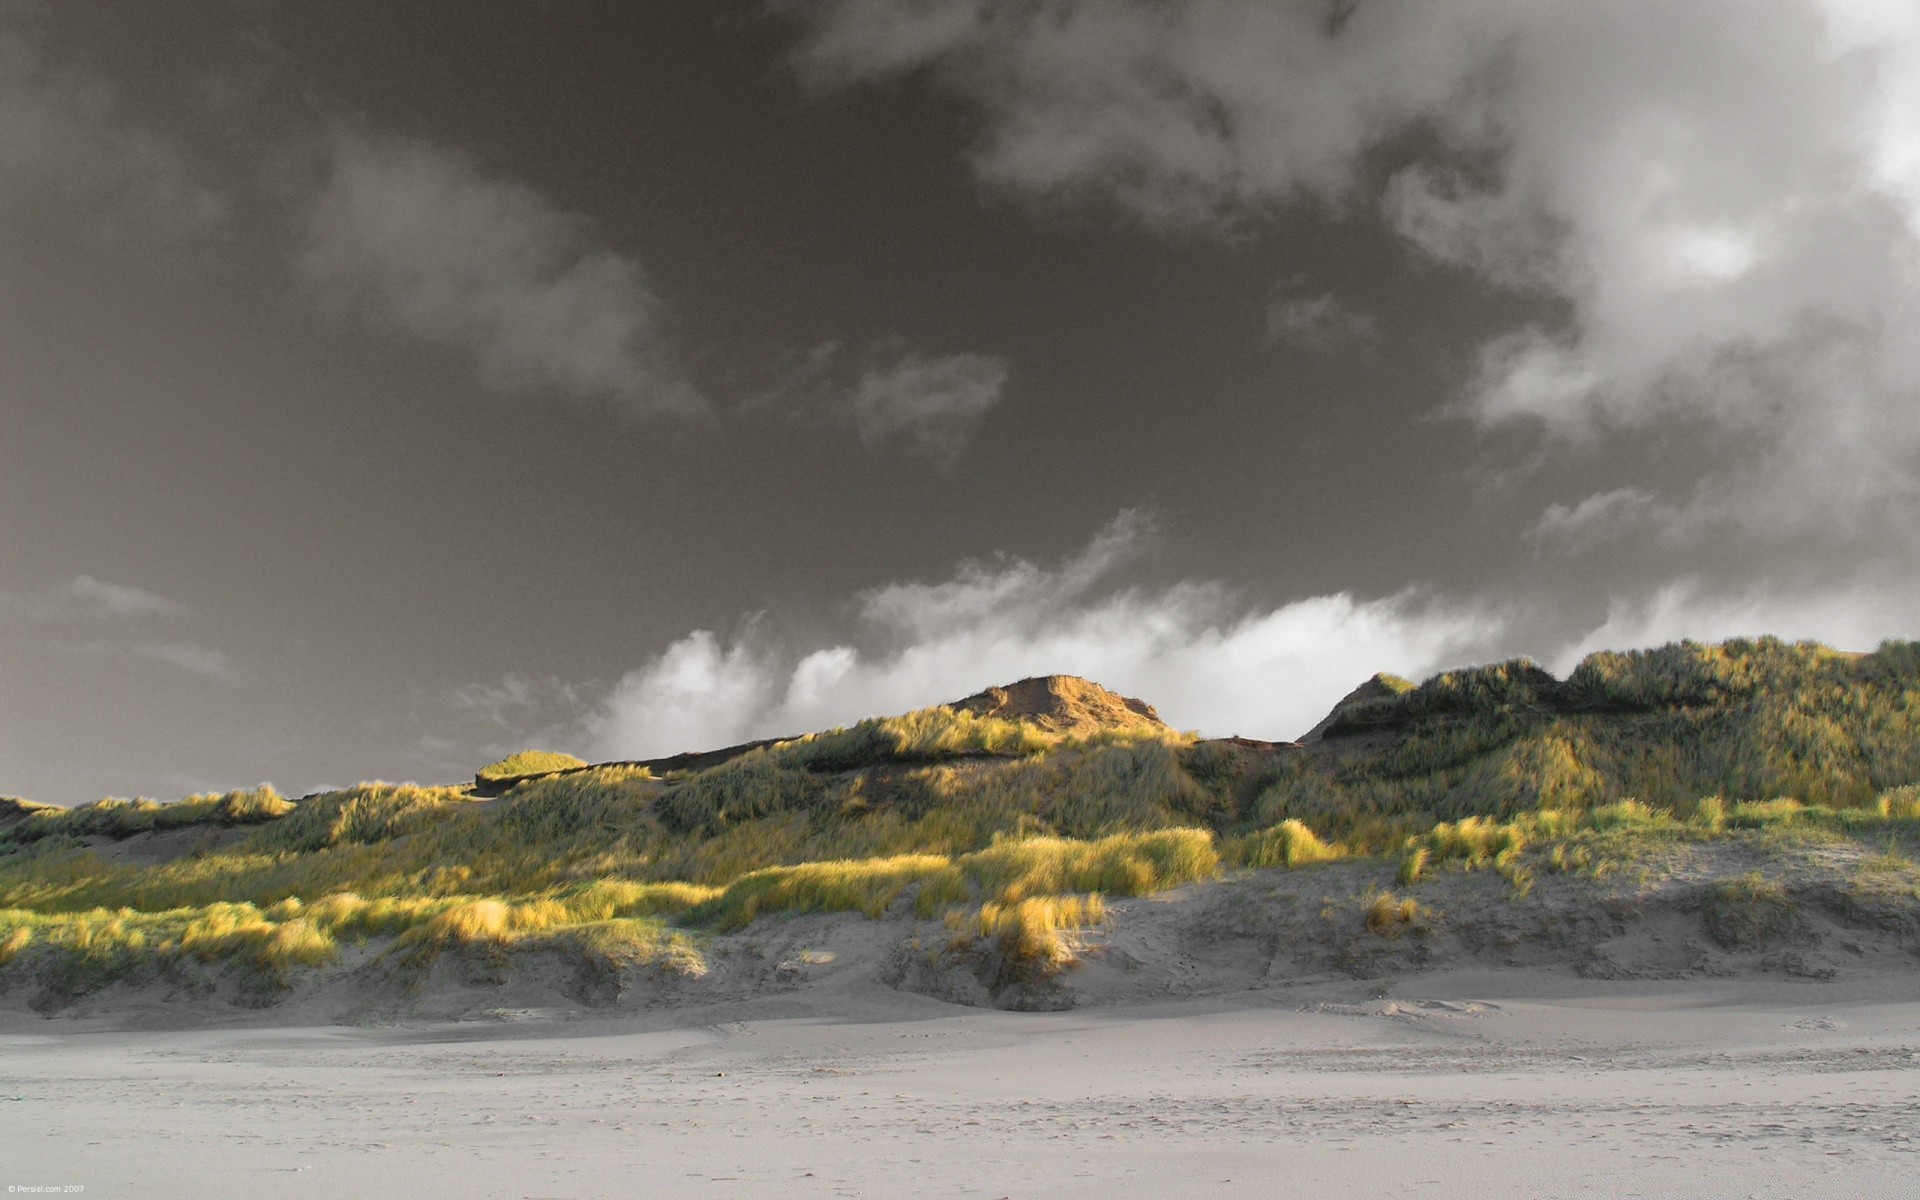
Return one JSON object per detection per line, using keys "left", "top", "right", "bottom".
{"left": 4, "top": 636, "right": 1920, "bottom": 1025}
{"left": 945, "top": 675, "right": 1169, "bottom": 737}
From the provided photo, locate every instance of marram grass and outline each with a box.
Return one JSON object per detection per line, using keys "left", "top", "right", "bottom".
{"left": 475, "top": 750, "right": 587, "bottom": 784}
{"left": 3, "top": 637, "right": 1919, "bottom": 998}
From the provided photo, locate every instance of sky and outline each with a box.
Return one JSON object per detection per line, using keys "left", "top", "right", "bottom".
{"left": 3, "top": 0, "right": 1918, "bottom": 804}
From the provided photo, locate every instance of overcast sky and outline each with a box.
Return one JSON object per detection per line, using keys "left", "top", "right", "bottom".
{"left": 4, "top": 0, "right": 1917, "bottom": 803}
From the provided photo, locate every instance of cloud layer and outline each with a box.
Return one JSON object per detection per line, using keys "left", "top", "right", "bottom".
{"left": 783, "top": 0, "right": 1920, "bottom": 550}
{"left": 585, "top": 511, "right": 1919, "bottom": 762}
{"left": 587, "top": 512, "right": 1498, "bottom": 758}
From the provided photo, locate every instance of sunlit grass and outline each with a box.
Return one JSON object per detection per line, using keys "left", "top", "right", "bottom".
{"left": 949, "top": 895, "right": 1107, "bottom": 966}
{"left": 2, "top": 637, "right": 1917, "bottom": 1001}
{"left": 3, "top": 786, "right": 293, "bottom": 844}
{"left": 476, "top": 750, "right": 587, "bottom": 784}
{"left": 1225, "top": 818, "right": 1345, "bottom": 869}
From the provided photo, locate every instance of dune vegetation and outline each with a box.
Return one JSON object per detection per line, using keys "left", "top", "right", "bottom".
{"left": 1, "top": 637, "right": 1917, "bottom": 1008}
{"left": 475, "top": 749, "right": 587, "bottom": 785}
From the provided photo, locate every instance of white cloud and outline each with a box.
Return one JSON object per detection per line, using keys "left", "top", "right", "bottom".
{"left": 128, "top": 642, "right": 233, "bottom": 680}
{"left": 782, "top": 0, "right": 1920, "bottom": 547}
{"left": 1527, "top": 487, "right": 1670, "bottom": 553}
{"left": 58, "top": 638, "right": 235, "bottom": 681}
{"left": 1550, "top": 569, "right": 1920, "bottom": 673}
{"left": 749, "top": 340, "right": 1010, "bottom": 465}
{"left": 848, "top": 349, "right": 1008, "bottom": 466}
{"left": 592, "top": 627, "right": 787, "bottom": 758}
{"left": 16, "top": 576, "right": 187, "bottom": 621}
{"left": 10, "top": 577, "right": 236, "bottom": 680}
{"left": 59, "top": 576, "right": 185, "bottom": 619}
{"left": 301, "top": 130, "right": 705, "bottom": 418}
{"left": 1264, "top": 285, "right": 1378, "bottom": 350}
{"left": 0, "top": 16, "right": 227, "bottom": 251}
{"left": 587, "top": 512, "right": 1496, "bottom": 758}
{"left": 781, "top": 0, "right": 1504, "bottom": 231}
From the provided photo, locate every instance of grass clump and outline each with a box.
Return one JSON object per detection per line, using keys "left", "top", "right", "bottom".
{"left": 0, "top": 925, "right": 31, "bottom": 965}
{"left": 1879, "top": 787, "right": 1920, "bottom": 821}
{"left": 1402, "top": 815, "right": 1532, "bottom": 893}
{"left": 1363, "top": 891, "right": 1427, "bottom": 937}
{"left": 950, "top": 895, "right": 1107, "bottom": 966}
{"left": 1229, "top": 819, "right": 1344, "bottom": 869}
{"left": 477, "top": 750, "right": 587, "bottom": 784}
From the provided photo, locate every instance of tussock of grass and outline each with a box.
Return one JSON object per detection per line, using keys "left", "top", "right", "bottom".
{"left": 477, "top": 750, "right": 587, "bottom": 783}
{"left": 0, "top": 925, "right": 31, "bottom": 965}
{"left": 1228, "top": 819, "right": 1345, "bottom": 869}
{"left": 0, "top": 875, "right": 714, "bottom": 993}
{"left": 1880, "top": 787, "right": 1920, "bottom": 821}
{"left": 1403, "top": 816, "right": 1530, "bottom": 891}
{"left": 1363, "top": 891, "right": 1426, "bottom": 937}
{"left": 950, "top": 895, "right": 1107, "bottom": 966}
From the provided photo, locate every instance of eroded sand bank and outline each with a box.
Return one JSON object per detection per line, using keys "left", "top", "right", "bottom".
{"left": 5, "top": 971, "right": 1917, "bottom": 1199}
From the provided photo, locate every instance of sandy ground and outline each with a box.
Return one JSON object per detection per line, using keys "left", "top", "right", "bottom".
{"left": 4, "top": 970, "right": 1918, "bottom": 1199}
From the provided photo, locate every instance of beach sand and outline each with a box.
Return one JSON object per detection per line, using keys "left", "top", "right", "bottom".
{"left": 5, "top": 969, "right": 1917, "bottom": 1199}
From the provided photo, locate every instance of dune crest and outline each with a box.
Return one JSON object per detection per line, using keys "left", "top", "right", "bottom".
{"left": 944, "top": 674, "right": 1169, "bottom": 737}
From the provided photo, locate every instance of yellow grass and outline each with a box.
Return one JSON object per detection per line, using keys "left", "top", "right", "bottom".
{"left": 1363, "top": 891, "right": 1425, "bottom": 936}
{"left": 951, "top": 895, "right": 1107, "bottom": 965}
{"left": 959, "top": 828, "right": 1219, "bottom": 903}
{"left": 695, "top": 856, "right": 960, "bottom": 932}
{"left": 477, "top": 750, "right": 588, "bottom": 783}
{"left": 1229, "top": 819, "right": 1344, "bottom": 869}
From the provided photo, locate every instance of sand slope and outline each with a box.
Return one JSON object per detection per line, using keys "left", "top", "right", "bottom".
{"left": 6, "top": 833, "right": 1916, "bottom": 1028}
